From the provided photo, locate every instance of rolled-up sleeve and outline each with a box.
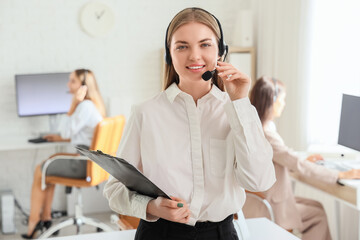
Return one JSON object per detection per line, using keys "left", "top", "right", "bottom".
{"left": 224, "top": 98, "right": 276, "bottom": 192}
{"left": 103, "top": 106, "right": 156, "bottom": 220}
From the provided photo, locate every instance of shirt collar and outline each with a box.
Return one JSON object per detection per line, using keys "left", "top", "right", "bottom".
{"left": 165, "top": 83, "right": 226, "bottom": 103}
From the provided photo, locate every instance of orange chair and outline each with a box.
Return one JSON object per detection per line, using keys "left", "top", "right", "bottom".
{"left": 39, "top": 115, "right": 125, "bottom": 238}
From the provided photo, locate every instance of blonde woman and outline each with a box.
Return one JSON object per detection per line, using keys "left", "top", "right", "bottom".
{"left": 22, "top": 69, "right": 106, "bottom": 239}
{"left": 104, "top": 8, "right": 275, "bottom": 240}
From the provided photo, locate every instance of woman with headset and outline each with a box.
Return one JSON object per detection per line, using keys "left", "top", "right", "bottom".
{"left": 22, "top": 69, "right": 106, "bottom": 239}
{"left": 104, "top": 8, "right": 275, "bottom": 240}
{"left": 244, "top": 76, "right": 360, "bottom": 240}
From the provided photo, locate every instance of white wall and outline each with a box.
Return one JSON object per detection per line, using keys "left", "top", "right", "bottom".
{"left": 0, "top": 0, "right": 250, "bottom": 139}
{"left": 0, "top": 0, "right": 250, "bottom": 212}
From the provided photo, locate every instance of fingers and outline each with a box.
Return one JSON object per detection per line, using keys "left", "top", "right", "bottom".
{"left": 216, "top": 62, "right": 250, "bottom": 83}
{"left": 43, "top": 135, "right": 54, "bottom": 142}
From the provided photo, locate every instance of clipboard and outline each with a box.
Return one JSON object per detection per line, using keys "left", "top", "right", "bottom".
{"left": 76, "top": 146, "right": 171, "bottom": 199}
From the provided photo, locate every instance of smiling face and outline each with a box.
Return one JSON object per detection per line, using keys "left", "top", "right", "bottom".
{"left": 169, "top": 22, "right": 219, "bottom": 85}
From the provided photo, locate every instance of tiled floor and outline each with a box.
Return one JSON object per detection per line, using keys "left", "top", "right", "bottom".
{"left": 1, "top": 211, "right": 119, "bottom": 239}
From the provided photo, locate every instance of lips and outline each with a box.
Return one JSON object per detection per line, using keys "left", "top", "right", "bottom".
{"left": 186, "top": 65, "right": 205, "bottom": 71}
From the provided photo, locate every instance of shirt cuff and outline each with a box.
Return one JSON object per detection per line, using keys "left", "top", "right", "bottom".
{"left": 132, "top": 194, "right": 159, "bottom": 222}
{"left": 224, "top": 97, "right": 258, "bottom": 129}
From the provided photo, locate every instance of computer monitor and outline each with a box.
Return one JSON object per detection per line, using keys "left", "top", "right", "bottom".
{"left": 15, "top": 72, "right": 72, "bottom": 117}
{"left": 338, "top": 94, "right": 360, "bottom": 152}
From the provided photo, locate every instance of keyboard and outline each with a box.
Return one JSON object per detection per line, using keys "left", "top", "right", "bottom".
{"left": 316, "top": 159, "right": 360, "bottom": 171}
{"left": 28, "top": 137, "right": 48, "bottom": 143}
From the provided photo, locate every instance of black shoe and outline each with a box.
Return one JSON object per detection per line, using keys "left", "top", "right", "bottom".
{"left": 21, "top": 221, "right": 44, "bottom": 239}
{"left": 43, "top": 220, "right": 60, "bottom": 236}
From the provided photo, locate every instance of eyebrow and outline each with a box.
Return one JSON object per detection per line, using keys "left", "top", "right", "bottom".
{"left": 174, "top": 38, "right": 213, "bottom": 44}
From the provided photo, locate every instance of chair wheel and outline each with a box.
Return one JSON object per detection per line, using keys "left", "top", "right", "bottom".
{"left": 96, "top": 227, "right": 103, "bottom": 232}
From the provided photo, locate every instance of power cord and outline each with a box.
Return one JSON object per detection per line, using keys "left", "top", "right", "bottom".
{"left": 14, "top": 197, "right": 68, "bottom": 226}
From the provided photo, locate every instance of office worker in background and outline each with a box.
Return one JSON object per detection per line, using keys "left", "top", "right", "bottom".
{"left": 244, "top": 76, "right": 360, "bottom": 240}
{"left": 103, "top": 7, "right": 275, "bottom": 240}
{"left": 22, "top": 69, "right": 106, "bottom": 239}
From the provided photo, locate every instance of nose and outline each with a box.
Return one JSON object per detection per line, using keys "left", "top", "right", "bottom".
{"left": 189, "top": 46, "right": 201, "bottom": 61}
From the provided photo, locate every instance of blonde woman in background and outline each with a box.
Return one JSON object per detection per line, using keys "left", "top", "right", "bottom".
{"left": 22, "top": 69, "right": 106, "bottom": 239}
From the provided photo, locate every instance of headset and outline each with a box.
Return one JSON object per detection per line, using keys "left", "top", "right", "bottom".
{"left": 164, "top": 7, "right": 228, "bottom": 66}
{"left": 82, "top": 69, "right": 88, "bottom": 86}
{"left": 272, "top": 78, "right": 278, "bottom": 102}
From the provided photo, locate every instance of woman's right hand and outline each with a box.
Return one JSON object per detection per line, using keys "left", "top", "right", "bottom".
{"left": 146, "top": 196, "right": 191, "bottom": 223}
{"left": 75, "top": 85, "right": 87, "bottom": 102}
{"left": 68, "top": 85, "right": 88, "bottom": 116}
{"left": 338, "top": 169, "right": 360, "bottom": 179}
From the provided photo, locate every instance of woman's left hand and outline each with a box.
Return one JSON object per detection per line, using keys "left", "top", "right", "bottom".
{"left": 216, "top": 61, "right": 251, "bottom": 101}
{"left": 43, "top": 134, "right": 63, "bottom": 142}
{"left": 306, "top": 154, "right": 324, "bottom": 163}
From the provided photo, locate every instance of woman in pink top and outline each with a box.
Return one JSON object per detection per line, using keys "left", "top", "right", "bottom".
{"left": 244, "top": 76, "right": 360, "bottom": 240}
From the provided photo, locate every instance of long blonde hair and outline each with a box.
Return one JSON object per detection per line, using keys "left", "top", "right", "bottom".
{"left": 163, "top": 8, "right": 224, "bottom": 91}
{"left": 74, "top": 69, "right": 106, "bottom": 117}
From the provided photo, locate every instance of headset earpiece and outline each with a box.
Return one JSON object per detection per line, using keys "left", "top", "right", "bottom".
{"left": 82, "top": 70, "right": 88, "bottom": 86}
{"left": 273, "top": 78, "right": 278, "bottom": 102}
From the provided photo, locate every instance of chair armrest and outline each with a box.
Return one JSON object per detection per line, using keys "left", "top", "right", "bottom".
{"left": 245, "top": 191, "right": 275, "bottom": 222}
{"left": 41, "top": 155, "right": 89, "bottom": 190}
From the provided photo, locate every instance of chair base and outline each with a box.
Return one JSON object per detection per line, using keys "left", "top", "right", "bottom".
{"left": 38, "top": 215, "right": 114, "bottom": 239}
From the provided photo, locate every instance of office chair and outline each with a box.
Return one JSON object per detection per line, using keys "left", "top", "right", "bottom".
{"left": 242, "top": 190, "right": 275, "bottom": 222}
{"left": 38, "top": 115, "right": 126, "bottom": 239}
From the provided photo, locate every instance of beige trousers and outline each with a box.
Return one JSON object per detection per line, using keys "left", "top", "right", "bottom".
{"left": 296, "top": 197, "right": 332, "bottom": 240}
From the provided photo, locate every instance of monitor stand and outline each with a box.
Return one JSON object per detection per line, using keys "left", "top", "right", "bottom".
{"left": 39, "top": 115, "right": 61, "bottom": 137}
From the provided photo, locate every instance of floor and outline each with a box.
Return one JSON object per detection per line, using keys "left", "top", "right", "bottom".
{"left": 1, "top": 211, "right": 119, "bottom": 239}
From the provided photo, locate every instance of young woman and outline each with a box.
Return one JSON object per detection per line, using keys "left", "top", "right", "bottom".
{"left": 245, "top": 76, "right": 360, "bottom": 240}
{"left": 103, "top": 8, "right": 275, "bottom": 240}
{"left": 22, "top": 69, "right": 106, "bottom": 239}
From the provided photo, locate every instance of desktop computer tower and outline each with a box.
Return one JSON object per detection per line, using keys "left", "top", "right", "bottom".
{"left": 0, "top": 190, "right": 16, "bottom": 234}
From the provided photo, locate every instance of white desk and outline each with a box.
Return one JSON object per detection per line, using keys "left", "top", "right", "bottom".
{"left": 0, "top": 137, "right": 69, "bottom": 152}
{"left": 47, "top": 218, "right": 299, "bottom": 240}
{"left": 291, "top": 154, "right": 360, "bottom": 240}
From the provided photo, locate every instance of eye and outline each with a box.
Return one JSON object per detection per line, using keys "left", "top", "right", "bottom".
{"left": 201, "top": 43, "right": 212, "bottom": 47}
{"left": 176, "top": 45, "right": 187, "bottom": 50}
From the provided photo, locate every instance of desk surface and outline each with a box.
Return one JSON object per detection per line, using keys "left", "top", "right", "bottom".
{"left": 291, "top": 158, "right": 360, "bottom": 209}
{"left": 0, "top": 137, "right": 69, "bottom": 151}
{"left": 47, "top": 218, "right": 299, "bottom": 240}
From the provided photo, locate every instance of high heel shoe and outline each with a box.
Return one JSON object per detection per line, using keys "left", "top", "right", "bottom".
{"left": 21, "top": 221, "right": 43, "bottom": 239}
{"left": 43, "top": 220, "right": 60, "bottom": 236}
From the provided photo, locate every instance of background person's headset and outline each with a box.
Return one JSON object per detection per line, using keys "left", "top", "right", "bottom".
{"left": 273, "top": 78, "right": 278, "bottom": 102}
{"left": 82, "top": 69, "right": 88, "bottom": 86}
{"left": 164, "top": 7, "right": 229, "bottom": 66}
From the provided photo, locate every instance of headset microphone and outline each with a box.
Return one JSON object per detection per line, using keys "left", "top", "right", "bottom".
{"left": 202, "top": 70, "right": 216, "bottom": 81}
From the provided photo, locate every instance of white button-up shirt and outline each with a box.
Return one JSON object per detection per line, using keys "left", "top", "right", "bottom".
{"left": 104, "top": 83, "right": 275, "bottom": 226}
{"left": 60, "top": 100, "right": 102, "bottom": 147}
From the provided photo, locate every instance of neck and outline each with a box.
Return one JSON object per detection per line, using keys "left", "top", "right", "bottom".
{"left": 178, "top": 80, "right": 212, "bottom": 103}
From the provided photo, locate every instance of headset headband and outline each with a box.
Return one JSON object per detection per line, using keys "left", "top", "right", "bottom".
{"left": 164, "top": 7, "right": 228, "bottom": 65}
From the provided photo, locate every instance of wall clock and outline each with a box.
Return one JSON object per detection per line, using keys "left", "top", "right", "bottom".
{"left": 80, "top": 2, "right": 115, "bottom": 37}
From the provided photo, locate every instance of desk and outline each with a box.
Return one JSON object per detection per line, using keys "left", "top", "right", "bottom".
{"left": 0, "top": 137, "right": 69, "bottom": 152}
{"left": 291, "top": 171, "right": 360, "bottom": 240}
{"left": 0, "top": 138, "right": 71, "bottom": 212}
{"left": 47, "top": 218, "right": 299, "bottom": 240}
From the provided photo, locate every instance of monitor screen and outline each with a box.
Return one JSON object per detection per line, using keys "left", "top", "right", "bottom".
{"left": 338, "top": 94, "right": 360, "bottom": 152}
{"left": 15, "top": 72, "right": 72, "bottom": 117}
